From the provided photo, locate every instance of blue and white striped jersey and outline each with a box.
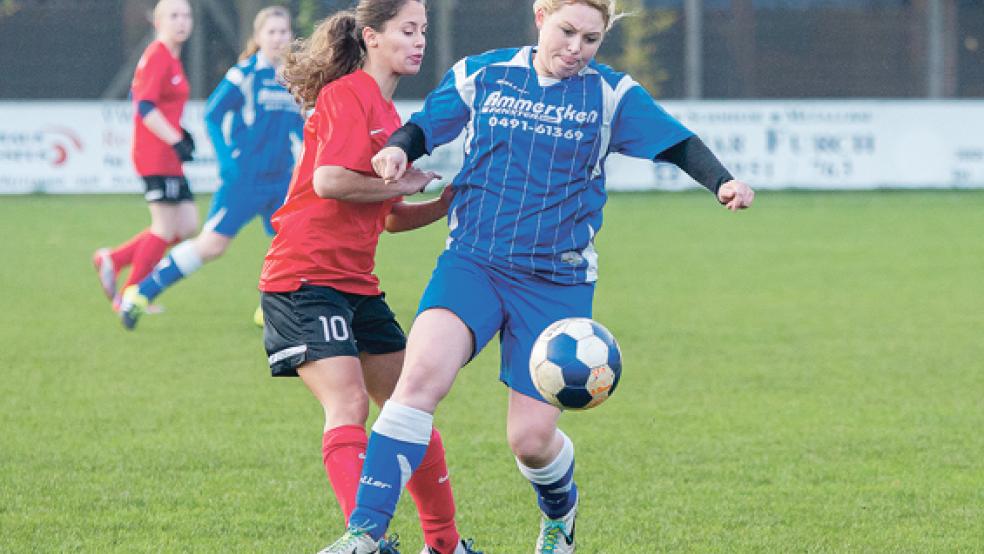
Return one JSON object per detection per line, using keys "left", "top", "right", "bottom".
{"left": 410, "top": 46, "right": 693, "bottom": 284}
{"left": 204, "top": 53, "right": 303, "bottom": 183}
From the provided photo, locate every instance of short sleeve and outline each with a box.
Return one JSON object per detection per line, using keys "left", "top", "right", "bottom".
{"left": 131, "top": 44, "right": 169, "bottom": 103}
{"left": 609, "top": 85, "right": 693, "bottom": 159}
{"left": 313, "top": 83, "right": 374, "bottom": 174}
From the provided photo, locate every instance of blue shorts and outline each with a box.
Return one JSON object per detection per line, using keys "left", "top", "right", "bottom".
{"left": 204, "top": 177, "right": 289, "bottom": 237}
{"left": 418, "top": 250, "right": 595, "bottom": 401}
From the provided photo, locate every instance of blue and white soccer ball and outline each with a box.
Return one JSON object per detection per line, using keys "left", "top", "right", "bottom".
{"left": 529, "top": 317, "right": 622, "bottom": 410}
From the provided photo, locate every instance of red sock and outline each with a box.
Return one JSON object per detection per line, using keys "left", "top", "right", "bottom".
{"left": 122, "top": 232, "right": 169, "bottom": 289}
{"left": 322, "top": 425, "right": 368, "bottom": 524}
{"left": 407, "top": 428, "right": 460, "bottom": 554}
{"left": 109, "top": 228, "right": 152, "bottom": 274}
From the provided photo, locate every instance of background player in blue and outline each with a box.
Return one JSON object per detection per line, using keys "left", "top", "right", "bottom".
{"left": 322, "top": 1, "right": 756, "bottom": 553}
{"left": 120, "top": 6, "right": 303, "bottom": 329}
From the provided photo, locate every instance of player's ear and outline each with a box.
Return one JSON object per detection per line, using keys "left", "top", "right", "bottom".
{"left": 534, "top": 7, "right": 547, "bottom": 30}
{"left": 363, "top": 26, "right": 378, "bottom": 49}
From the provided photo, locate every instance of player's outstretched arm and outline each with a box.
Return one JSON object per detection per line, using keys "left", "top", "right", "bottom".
{"left": 313, "top": 164, "right": 435, "bottom": 202}
{"left": 654, "top": 136, "right": 754, "bottom": 211}
{"left": 385, "top": 183, "right": 455, "bottom": 233}
{"left": 717, "top": 180, "right": 755, "bottom": 211}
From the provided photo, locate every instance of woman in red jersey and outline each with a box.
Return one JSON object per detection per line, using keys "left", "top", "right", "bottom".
{"left": 92, "top": 0, "right": 198, "bottom": 310}
{"left": 259, "top": 2, "right": 479, "bottom": 554}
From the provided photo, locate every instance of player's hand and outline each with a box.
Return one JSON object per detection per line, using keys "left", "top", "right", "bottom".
{"left": 172, "top": 128, "right": 196, "bottom": 162}
{"left": 373, "top": 146, "right": 409, "bottom": 183}
{"left": 396, "top": 167, "right": 441, "bottom": 195}
{"left": 717, "top": 180, "right": 755, "bottom": 212}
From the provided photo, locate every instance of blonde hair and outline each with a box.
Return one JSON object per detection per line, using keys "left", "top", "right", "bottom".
{"left": 153, "top": 0, "right": 190, "bottom": 23}
{"left": 240, "top": 6, "right": 292, "bottom": 61}
{"left": 282, "top": 0, "right": 424, "bottom": 111}
{"left": 532, "top": 0, "right": 626, "bottom": 31}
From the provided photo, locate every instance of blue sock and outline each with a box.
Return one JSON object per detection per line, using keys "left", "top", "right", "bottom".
{"left": 517, "top": 430, "right": 578, "bottom": 519}
{"left": 349, "top": 401, "right": 433, "bottom": 540}
{"left": 137, "top": 240, "right": 202, "bottom": 302}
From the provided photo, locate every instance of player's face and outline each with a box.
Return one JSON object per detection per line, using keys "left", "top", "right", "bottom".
{"left": 534, "top": 2, "right": 606, "bottom": 79}
{"left": 366, "top": 0, "right": 428, "bottom": 76}
{"left": 156, "top": 0, "right": 193, "bottom": 45}
{"left": 256, "top": 16, "right": 292, "bottom": 63}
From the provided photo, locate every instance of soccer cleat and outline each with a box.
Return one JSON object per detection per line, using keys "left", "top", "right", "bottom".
{"left": 112, "top": 294, "right": 163, "bottom": 315}
{"left": 92, "top": 248, "right": 117, "bottom": 301}
{"left": 420, "top": 538, "right": 484, "bottom": 554}
{"left": 253, "top": 305, "right": 264, "bottom": 327}
{"left": 379, "top": 534, "right": 401, "bottom": 554}
{"left": 535, "top": 499, "right": 577, "bottom": 553}
{"left": 118, "top": 285, "right": 149, "bottom": 330}
{"left": 316, "top": 527, "right": 384, "bottom": 554}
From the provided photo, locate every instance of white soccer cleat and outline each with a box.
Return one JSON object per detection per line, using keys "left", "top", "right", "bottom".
{"left": 419, "top": 538, "right": 483, "bottom": 554}
{"left": 535, "top": 498, "right": 577, "bottom": 553}
{"left": 92, "top": 248, "right": 117, "bottom": 301}
{"left": 316, "top": 528, "right": 383, "bottom": 554}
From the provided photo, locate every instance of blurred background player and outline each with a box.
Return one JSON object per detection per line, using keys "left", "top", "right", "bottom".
{"left": 324, "top": 1, "right": 755, "bottom": 553}
{"left": 119, "top": 6, "right": 303, "bottom": 330}
{"left": 255, "top": 2, "right": 480, "bottom": 553}
{"left": 92, "top": 0, "right": 197, "bottom": 312}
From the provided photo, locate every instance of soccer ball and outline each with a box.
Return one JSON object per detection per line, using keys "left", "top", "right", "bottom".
{"left": 529, "top": 318, "right": 622, "bottom": 410}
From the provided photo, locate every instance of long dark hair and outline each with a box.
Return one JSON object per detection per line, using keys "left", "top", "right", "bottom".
{"left": 282, "top": 0, "right": 424, "bottom": 110}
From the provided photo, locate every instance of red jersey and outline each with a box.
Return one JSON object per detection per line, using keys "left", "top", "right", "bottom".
{"left": 259, "top": 70, "right": 403, "bottom": 295}
{"left": 130, "top": 40, "right": 190, "bottom": 177}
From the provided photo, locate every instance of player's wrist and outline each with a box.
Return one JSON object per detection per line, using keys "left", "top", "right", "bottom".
{"left": 171, "top": 128, "right": 195, "bottom": 162}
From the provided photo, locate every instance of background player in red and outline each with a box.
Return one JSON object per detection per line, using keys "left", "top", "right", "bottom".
{"left": 258, "top": 2, "right": 480, "bottom": 553}
{"left": 118, "top": 6, "right": 303, "bottom": 330}
{"left": 92, "top": 0, "right": 198, "bottom": 311}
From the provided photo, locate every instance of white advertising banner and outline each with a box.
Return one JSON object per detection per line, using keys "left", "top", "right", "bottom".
{"left": 0, "top": 101, "right": 218, "bottom": 195}
{"left": 1, "top": 100, "right": 983, "bottom": 194}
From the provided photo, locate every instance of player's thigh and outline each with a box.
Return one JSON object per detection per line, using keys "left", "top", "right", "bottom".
{"left": 260, "top": 285, "right": 361, "bottom": 378}
{"left": 498, "top": 277, "right": 595, "bottom": 402}
{"left": 298, "top": 355, "right": 370, "bottom": 427}
{"left": 175, "top": 200, "right": 198, "bottom": 238}
{"left": 391, "top": 308, "right": 474, "bottom": 411}
{"left": 359, "top": 350, "right": 404, "bottom": 408}
{"left": 147, "top": 202, "right": 183, "bottom": 239}
{"left": 416, "top": 250, "right": 505, "bottom": 361}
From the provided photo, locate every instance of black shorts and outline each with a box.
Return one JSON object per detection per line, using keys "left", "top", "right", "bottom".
{"left": 143, "top": 175, "right": 193, "bottom": 203}
{"left": 261, "top": 285, "right": 407, "bottom": 377}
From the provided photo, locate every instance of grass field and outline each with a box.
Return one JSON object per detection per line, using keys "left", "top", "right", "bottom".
{"left": 2, "top": 190, "right": 983, "bottom": 553}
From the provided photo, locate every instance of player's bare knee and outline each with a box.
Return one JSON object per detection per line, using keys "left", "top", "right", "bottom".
{"left": 198, "top": 239, "right": 226, "bottom": 260}
{"left": 391, "top": 373, "right": 445, "bottom": 411}
{"left": 507, "top": 422, "right": 555, "bottom": 462}
{"left": 178, "top": 224, "right": 197, "bottom": 241}
{"left": 323, "top": 390, "right": 370, "bottom": 429}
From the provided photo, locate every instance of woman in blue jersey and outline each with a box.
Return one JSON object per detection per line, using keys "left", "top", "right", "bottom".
{"left": 120, "top": 6, "right": 304, "bottom": 329}
{"left": 323, "top": 1, "right": 756, "bottom": 553}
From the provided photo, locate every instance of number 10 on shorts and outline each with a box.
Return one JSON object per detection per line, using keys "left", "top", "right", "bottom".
{"left": 319, "top": 315, "right": 350, "bottom": 342}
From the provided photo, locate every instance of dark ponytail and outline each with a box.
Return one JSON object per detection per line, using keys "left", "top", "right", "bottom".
{"left": 282, "top": 0, "right": 424, "bottom": 110}
{"left": 282, "top": 11, "right": 364, "bottom": 110}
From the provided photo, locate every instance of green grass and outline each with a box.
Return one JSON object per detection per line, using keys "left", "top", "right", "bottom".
{"left": 2, "top": 191, "right": 983, "bottom": 552}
